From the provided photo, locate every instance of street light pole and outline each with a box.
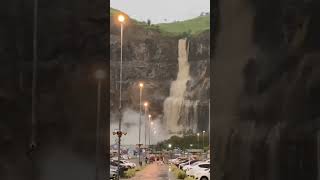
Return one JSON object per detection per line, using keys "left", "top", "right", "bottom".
{"left": 189, "top": 144, "right": 193, "bottom": 165}
{"left": 150, "top": 121, "right": 154, "bottom": 146}
{"left": 197, "top": 133, "right": 200, "bottom": 149}
{"left": 144, "top": 102, "right": 148, "bottom": 148}
{"left": 117, "top": 14, "right": 125, "bottom": 179}
{"left": 168, "top": 144, "right": 172, "bottom": 159}
{"left": 209, "top": 101, "right": 210, "bottom": 147}
{"left": 119, "top": 19, "right": 124, "bottom": 108}
{"left": 138, "top": 83, "right": 143, "bottom": 166}
{"left": 202, "top": 131, "right": 205, "bottom": 150}
{"left": 148, "top": 115, "right": 151, "bottom": 147}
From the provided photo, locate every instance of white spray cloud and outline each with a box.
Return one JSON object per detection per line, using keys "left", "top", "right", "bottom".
{"left": 110, "top": 108, "right": 168, "bottom": 145}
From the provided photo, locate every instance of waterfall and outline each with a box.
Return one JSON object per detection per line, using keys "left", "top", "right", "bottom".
{"left": 163, "top": 38, "right": 191, "bottom": 134}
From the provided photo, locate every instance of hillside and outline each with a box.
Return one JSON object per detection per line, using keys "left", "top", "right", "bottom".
{"left": 110, "top": 7, "right": 210, "bottom": 35}
{"left": 157, "top": 15, "right": 210, "bottom": 34}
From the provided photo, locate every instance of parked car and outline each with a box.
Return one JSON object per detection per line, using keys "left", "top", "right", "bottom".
{"left": 110, "top": 165, "right": 119, "bottom": 179}
{"left": 183, "top": 161, "right": 202, "bottom": 171}
{"left": 110, "top": 168, "right": 118, "bottom": 179}
{"left": 110, "top": 157, "right": 136, "bottom": 168}
{"left": 179, "top": 159, "right": 199, "bottom": 169}
{"left": 110, "top": 160, "right": 128, "bottom": 172}
{"left": 195, "top": 168, "right": 210, "bottom": 180}
{"left": 111, "top": 159, "right": 136, "bottom": 169}
{"left": 186, "top": 163, "right": 210, "bottom": 177}
{"left": 175, "top": 159, "right": 189, "bottom": 167}
{"left": 120, "top": 160, "right": 136, "bottom": 168}
{"left": 169, "top": 157, "right": 184, "bottom": 164}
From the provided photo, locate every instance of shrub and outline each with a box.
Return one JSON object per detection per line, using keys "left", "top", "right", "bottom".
{"left": 170, "top": 165, "right": 187, "bottom": 179}
{"left": 177, "top": 171, "right": 187, "bottom": 179}
{"left": 123, "top": 168, "right": 136, "bottom": 178}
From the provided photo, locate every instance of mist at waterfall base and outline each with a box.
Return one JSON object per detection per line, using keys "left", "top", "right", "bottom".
{"left": 110, "top": 109, "right": 168, "bottom": 145}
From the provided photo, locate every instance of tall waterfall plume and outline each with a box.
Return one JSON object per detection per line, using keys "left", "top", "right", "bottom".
{"left": 163, "top": 38, "right": 192, "bottom": 134}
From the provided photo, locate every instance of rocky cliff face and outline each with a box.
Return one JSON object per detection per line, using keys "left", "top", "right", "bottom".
{"left": 110, "top": 19, "right": 179, "bottom": 118}
{"left": 187, "top": 31, "right": 210, "bottom": 131}
{"left": 212, "top": 0, "right": 320, "bottom": 179}
{"left": 110, "top": 17, "right": 210, "bottom": 132}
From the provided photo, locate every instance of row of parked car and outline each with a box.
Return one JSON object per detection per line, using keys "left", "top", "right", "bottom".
{"left": 109, "top": 156, "right": 137, "bottom": 179}
{"left": 169, "top": 157, "right": 210, "bottom": 180}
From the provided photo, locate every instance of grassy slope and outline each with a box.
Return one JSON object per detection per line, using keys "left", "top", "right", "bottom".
{"left": 110, "top": 7, "right": 210, "bottom": 36}
{"left": 157, "top": 15, "right": 210, "bottom": 35}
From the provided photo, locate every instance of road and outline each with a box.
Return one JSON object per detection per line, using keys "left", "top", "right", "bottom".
{"left": 121, "top": 163, "right": 177, "bottom": 180}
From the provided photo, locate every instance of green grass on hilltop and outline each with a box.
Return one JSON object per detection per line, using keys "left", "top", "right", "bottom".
{"left": 110, "top": 7, "right": 210, "bottom": 37}
{"left": 157, "top": 15, "right": 210, "bottom": 35}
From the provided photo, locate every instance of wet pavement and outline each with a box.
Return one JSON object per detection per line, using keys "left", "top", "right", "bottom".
{"left": 121, "top": 163, "right": 176, "bottom": 180}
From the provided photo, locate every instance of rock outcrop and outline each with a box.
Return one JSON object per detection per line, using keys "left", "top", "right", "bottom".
{"left": 110, "top": 18, "right": 179, "bottom": 118}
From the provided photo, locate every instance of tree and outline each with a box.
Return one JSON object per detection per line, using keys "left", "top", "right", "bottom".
{"left": 147, "top": 19, "right": 151, "bottom": 26}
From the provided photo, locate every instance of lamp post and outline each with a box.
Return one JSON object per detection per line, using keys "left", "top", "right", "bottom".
{"left": 202, "top": 131, "right": 206, "bottom": 150}
{"left": 144, "top": 102, "right": 148, "bottom": 148}
{"left": 138, "top": 82, "right": 143, "bottom": 166}
{"left": 209, "top": 101, "right": 210, "bottom": 148}
{"left": 117, "top": 14, "right": 125, "bottom": 178}
{"left": 168, "top": 143, "right": 172, "bottom": 159}
{"left": 189, "top": 144, "right": 193, "bottom": 165}
{"left": 148, "top": 115, "right": 152, "bottom": 147}
{"left": 95, "top": 70, "right": 106, "bottom": 180}
{"left": 197, "top": 133, "right": 200, "bottom": 149}
{"left": 150, "top": 120, "right": 154, "bottom": 145}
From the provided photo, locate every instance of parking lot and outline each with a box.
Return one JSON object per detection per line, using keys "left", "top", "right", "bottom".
{"left": 110, "top": 152, "right": 210, "bottom": 179}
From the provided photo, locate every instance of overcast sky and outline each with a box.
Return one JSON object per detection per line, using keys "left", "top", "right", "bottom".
{"left": 110, "top": 0, "right": 210, "bottom": 24}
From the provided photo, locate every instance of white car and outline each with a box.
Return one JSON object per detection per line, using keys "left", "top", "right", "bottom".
{"left": 195, "top": 168, "right": 210, "bottom": 180}
{"left": 110, "top": 168, "right": 118, "bottom": 179}
{"left": 120, "top": 160, "right": 136, "bottom": 168}
{"left": 179, "top": 160, "right": 198, "bottom": 169}
{"left": 169, "top": 157, "right": 185, "bottom": 165}
{"left": 110, "top": 165, "right": 117, "bottom": 169}
{"left": 111, "top": 159, "right": 136, "bottom": 169}
{"left": 186, "top": 163, "right": 210, "bottom": 177}
{"left": 183, "top": 161, "right": 202, "bottom": 171}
